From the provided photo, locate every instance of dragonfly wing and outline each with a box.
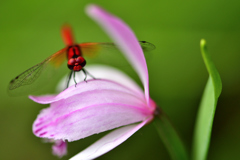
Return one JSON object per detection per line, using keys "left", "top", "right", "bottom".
{"left": 9, "top": 62, "right": 45, "bottom": 90}
{"left": 138, "top": 41, "right": 156, "bottom": 52}
{"left": 78, "top": 41, "right": 155, "bottom": 68}
{"left": 48, "top": 47, "right": 68, "bottom": 68}
{"left": 79, "top": 41, "right": 155, "bottom": 57}
{"left": 8, "top": 47, "right": 68, "bottom": 96}
{"left": 78, "top": 42, "right": 103, "bottom": 58}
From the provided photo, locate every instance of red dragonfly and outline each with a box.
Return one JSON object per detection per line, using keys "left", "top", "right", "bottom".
{"left": 8, "top": 25, "right": 155, "bottom": 95}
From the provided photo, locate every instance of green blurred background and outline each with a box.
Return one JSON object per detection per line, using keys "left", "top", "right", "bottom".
{"left": 1, "top": 0, "right": 240, "bottom": 159}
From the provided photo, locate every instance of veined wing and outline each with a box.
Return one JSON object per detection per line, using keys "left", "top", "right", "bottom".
{"left": 79, "top": 41, "right": 155, "bottom": 57}
{"left": 8, "top": 47, "right": 68, "bottom": 95}
{"left": 79, "top": 41, "right": 155, "bottom": 68}
{"left": 138, "top": 41, "right": 156, "bottom": 52}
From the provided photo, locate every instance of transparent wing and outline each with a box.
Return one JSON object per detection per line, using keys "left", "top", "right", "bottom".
{"left": 8, "top": 47, "right": 68, "bottom": 96}
{"left": 79, "top": 41, "right": 155, "bottom": 57}
{"left": 138, "top": 41, "right": 156, "bottom": 52}
{"left": 79, "top": 41, "right": 155, "bottom": 67}
{"left": 9, "top": 63, "right": 45, "bottom": 90}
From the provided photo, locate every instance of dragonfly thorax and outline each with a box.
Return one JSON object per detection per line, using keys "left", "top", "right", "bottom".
{"left": 67, "top": 56, "right": 86, "bottom": 71}
{"left": 67, "top": 45, "right": 82, "bottom": 59}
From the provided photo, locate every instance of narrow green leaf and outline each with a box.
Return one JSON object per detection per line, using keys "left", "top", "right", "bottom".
{"left": 154, "top": 109, "right": 189, "bottom": 160}
{"left": 192, "top": 39, "right": 222, "bottom": 160}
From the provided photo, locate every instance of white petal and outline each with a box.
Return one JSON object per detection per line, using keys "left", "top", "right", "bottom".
{"left": 56, "top": 65, "right": 144, "bottom": 97}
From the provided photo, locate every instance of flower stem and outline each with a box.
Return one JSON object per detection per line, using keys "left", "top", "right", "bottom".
{"left": 154, "top": 108, "right": 189, "bottom": 160}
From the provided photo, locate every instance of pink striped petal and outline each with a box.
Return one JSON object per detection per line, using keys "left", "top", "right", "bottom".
{"left": 70, "top": 116, "right": 153, "bottom": 160}
{"left": 29, "top": 79, "right": 144, "bottom": 104}
{"left": 86, "top": 65, "right": 142, "bottom": 95}
{"left": 32, "top": 83, "right": 152, "bottom": 141}
{"left": 86, "top": 5, "right": 150, "bottom": 105}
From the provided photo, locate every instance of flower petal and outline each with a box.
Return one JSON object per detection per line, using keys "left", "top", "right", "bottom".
{"left": 70, "top": 116, "right": 153, "bottom": 160}
{"left": 57, "top": 65, "right": 144, "bottom": 96}
{"left": 52, "top": 140, "right": 67, "bottom": 158}
{"left": 33, "top": 85, "right": 152, "bottom": 141}
{"left": 86, "top": 5, "right": 150, "bottom": 105}
{"left": 29, "top": 79, "right": 144, "bottom": 104}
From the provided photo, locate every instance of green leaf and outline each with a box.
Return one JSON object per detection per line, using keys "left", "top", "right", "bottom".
{"left": 192, "top": 39, "right": 222, "bottom": 160}
{"left": 154, "top": 109, "right": 189, "bottom": 160}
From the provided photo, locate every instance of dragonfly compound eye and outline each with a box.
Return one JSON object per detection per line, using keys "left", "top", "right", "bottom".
{"left": 75, "top": 57, "right": 86, "bottom": 68}
{"left": 75, "top": 57, "right": 84, "bottom": 63}
{"left": 67, "top": 57, "right": 84, "bottom": 71}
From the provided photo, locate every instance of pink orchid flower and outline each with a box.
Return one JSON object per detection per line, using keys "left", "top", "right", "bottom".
{"left": 29, "top": 4, "right": 157, "bottom": 159}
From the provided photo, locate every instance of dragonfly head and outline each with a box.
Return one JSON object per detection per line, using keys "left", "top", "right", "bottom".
{"left": 67, "top": 56, "right": 86, "bottom": 71}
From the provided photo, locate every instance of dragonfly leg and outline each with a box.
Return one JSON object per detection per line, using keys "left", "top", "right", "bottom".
{"left": 82, "top": 68, "right": 97, "bottom": 82}
{"left": 73, "top": 71, "right": 78, "bottom": 87}
{"left": 66, "top": 70, "right": 73, "bottom": 89}
{"left": 82, "top": 68, "right": 88, "bottom": 82}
